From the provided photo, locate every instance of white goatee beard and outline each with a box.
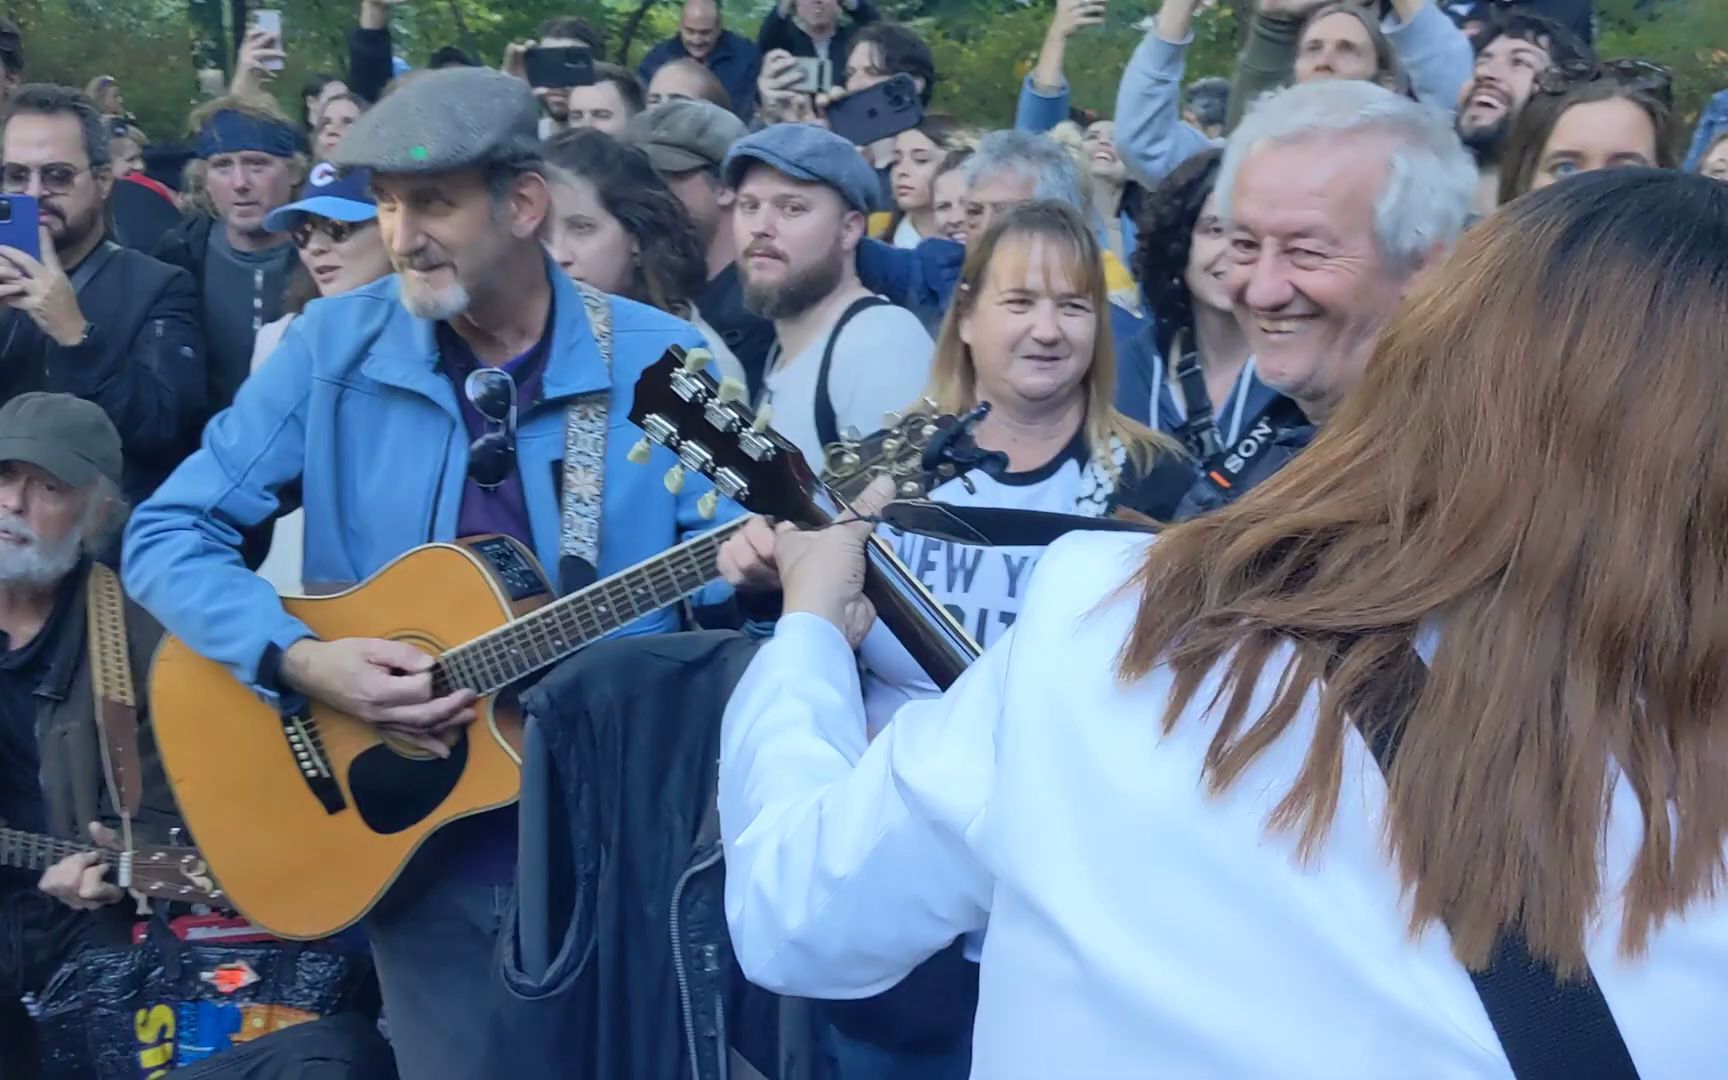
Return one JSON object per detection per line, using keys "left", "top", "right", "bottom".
{"left": 0, "top": 515, "right": 84, "bottom": 590}
{"left": 399, "top": 278, "right": 472, "bottom": 321}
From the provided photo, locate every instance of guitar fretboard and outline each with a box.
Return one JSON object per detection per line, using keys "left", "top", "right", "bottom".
{"left": 0, "top": 826, "right": 103, "bottom": 873}
{"left": 433, "top": 520, "right": 746, "bottom": 696}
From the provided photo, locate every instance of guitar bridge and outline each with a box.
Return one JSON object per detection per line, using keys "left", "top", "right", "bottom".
{"left": 282, "top": 709, "right": 346, "bottom": 815}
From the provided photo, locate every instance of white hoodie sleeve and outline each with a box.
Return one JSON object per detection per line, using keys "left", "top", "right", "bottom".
{"left": 719, "top": 610, "right": 1001, "bottom": 998}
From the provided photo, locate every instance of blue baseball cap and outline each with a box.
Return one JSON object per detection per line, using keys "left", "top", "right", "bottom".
{"left": 264, "top": 162, "right": 377, "bottom": 232}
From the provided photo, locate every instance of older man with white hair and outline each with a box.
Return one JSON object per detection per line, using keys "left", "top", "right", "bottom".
{"left": 1170, "top": 77, "right": 1476, "bottom": 517}
{"left": 715, "top": 79, "right": 1479, "bottom": 1074}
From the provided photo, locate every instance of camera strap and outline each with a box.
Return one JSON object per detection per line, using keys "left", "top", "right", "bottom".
{"left": 68, "top": 241, "right": 120, "bottom": 297}
{"left": 1194, "top": 394, "right": 1306, "bottom": 499}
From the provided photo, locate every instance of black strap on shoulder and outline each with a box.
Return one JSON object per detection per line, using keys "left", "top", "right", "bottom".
{"left": 1171, "top": 347, "right": 1223, "bottom": 460}
{"left": 68, "top": 240, "right": 120, "bottom": 296}
{"left": 814, "top": 295, "right": 891, "bottom": 451}
{"left": 1351, "top": 646, "right": 1640, "bottom": 1080}
{"left": 1194, "top": 395, "right": 1306, "bottom": 499}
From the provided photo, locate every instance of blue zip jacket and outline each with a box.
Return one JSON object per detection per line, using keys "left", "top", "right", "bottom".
{"left": 123, "top": 262, "right": 738, "bottom": 704}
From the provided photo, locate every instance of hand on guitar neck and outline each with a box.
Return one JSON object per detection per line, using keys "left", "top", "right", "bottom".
{"left": 718, "top": 476, "right": 895, "bottom": 649}
{"left": 38, "top": 822, "right": 125, "bottom": 911}
{"left": 280, "top": 637, "right": 479, "bottom": 759}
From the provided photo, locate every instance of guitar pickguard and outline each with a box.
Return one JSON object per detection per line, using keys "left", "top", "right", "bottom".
{"left": 347, "top": 732, "right": 471, "bottom": 835}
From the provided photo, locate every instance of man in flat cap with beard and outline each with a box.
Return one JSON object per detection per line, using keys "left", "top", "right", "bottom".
{"left": 123, "top": 66, "right": 733, "bottom": 1077}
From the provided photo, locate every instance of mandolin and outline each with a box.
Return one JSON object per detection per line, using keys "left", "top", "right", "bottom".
{"left": 0, "top": 825, "right": 225, "bottom": 906}
{"left": 630, "top": 348, "right": 981, "bottom": 688}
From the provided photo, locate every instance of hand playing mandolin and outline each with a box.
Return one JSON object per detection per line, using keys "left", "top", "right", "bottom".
{"left": 778, "top": 476, "right": 895, "bottom": 649}
{"left": 280, "top": 637, "right": 477, "bottom": 759}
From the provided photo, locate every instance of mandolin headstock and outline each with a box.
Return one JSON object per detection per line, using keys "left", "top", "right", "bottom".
{"left": 627, "top": 346, "right": 968, "bottom": 522}
{"left": 628, "top": 346, "right": 827, "bottom": 525}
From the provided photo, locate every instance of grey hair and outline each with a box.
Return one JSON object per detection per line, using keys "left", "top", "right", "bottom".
{"left": 963, "top": 129, "right": 1086, "bottom": 214}
{"left": 1217, "top": 80, "right": 1476, "bottom": 273}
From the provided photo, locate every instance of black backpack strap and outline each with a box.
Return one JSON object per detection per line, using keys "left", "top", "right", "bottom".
{"left": 1350, "top": 646, "right": 1641, "bottom": 1080}
{"left": 814, "top": 295, "right": 891, "bottom": 451}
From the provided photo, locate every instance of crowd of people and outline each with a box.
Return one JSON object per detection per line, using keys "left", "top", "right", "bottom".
{"left": 0, "top": 0, "right": 1726, "bottom": 1076}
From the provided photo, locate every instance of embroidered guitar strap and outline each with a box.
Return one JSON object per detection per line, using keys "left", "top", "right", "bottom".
{"left": 84, "top": 562, "right": 141, "bottom": 882}
{"left": 560, "top": 282, "right": 613, "bottom": 579}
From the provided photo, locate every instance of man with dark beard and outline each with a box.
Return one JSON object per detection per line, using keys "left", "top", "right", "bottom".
{"left": 723, "top": 123, "right": 932, "bottom": 467}
{"left": 0, "top": 85, "right": 204, "bottom": 504}
{"left": 1454, "top": 12, "right": 1590, "bottom": 216}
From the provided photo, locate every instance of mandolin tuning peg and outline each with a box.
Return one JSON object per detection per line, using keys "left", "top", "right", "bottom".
{"left": 751, "top": 405, "right": 773, "bottom": 433}
{"left": 682, "top": 348, "right": 713, "bottom": 373}
{"left": 697, "top": 490, "right": 719, "bottom": 520}
{"left": 664, "top": 464, "right": 686, "bottom": 494}
{"left": 717, "top": 376, "right": 747, "bottom": 403}
{"left": 627, "top": 437, "right": 653, "bottom": 465}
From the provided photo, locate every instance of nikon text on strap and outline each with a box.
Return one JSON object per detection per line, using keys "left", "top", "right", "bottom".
{"left": 1349, "top": 646, "right": 1640, "bottom": 1080}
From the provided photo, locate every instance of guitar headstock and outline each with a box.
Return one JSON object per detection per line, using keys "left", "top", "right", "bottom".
{"left": 822, "top": 406, "right": 971, "bottom": 502}
{"left": 126, "top": 842, "right": 226, "bottom": 907}
{"left": 628, "top": 346, "right": 827, "bottom": 525}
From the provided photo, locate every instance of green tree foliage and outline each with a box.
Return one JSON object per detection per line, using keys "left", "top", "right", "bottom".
{"left": 2, "top": 0, "right": 1721, "bottom": 145}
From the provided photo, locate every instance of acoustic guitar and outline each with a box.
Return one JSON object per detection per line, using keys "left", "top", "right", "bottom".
{"left": 147, "top": 348, "right": 943, "bottom": 940}
{"left": 0, "top": 824, "right": 225, "bottom": 906}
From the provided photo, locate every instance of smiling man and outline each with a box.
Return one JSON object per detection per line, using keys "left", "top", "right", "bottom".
{"left": 1454, "top": 12, "right": 1592, "bottom": 215}
{"left": 124, "top": 67, "right": 730, "bottom": 1079}
{"left": 1170, "top": 78, "right": 1474, "bottom": 519}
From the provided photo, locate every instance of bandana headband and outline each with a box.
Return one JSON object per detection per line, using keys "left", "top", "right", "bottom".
{"left": 197, "top": 110, "right": 298, "bottom": 160}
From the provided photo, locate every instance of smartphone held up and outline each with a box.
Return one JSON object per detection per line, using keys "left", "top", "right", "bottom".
{"left": 827, "top": 74, "right": 924, "bottom": 147}
{"left": 250, "top": 9, "right": 285, "bottom": 72}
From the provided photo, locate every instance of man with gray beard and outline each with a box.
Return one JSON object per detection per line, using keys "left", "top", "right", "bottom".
{"left": 123, "top": 68, "right": 734, "bottom": 1079}
{"left": 724, "top": 123, "right": 933, "bottom": 468}
{"left": 0, "top": 393, "right": 180, "bottom": 1073}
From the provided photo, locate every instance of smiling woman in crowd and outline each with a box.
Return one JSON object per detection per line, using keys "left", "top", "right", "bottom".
{"left": 313, "top": 92, "right": 367, "bottom": 162}
{"left": 541, "top": 127, "right": 745, "bottom": 382}
{"left": 1498, "top": 61, "right": 1679, "bottom": 201}
{"left": 882, "top": 114, "right": 965, "bottom": 249}
{"left": 1116, "top": 148, "right": 1278, "bottom": 453}
{"left": 247, "top": 165, "right": 389, "bottom": 592}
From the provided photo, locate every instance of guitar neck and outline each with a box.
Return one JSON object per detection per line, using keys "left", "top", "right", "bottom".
{"left": 0, "top": 826, "right": 100, "bottom": 873}
{"left": 862, "top": 535, "right": 980, "bottom": 690}
{"left": 435, "top": 520, "right": 748, "bottom": 695}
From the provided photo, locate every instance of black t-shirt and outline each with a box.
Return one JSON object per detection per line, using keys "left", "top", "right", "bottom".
{"left": 696, "top": 263, "right": 777, "bottom": 400}
{"left": 0, "top": 569, "right": 80, "bottom": 836}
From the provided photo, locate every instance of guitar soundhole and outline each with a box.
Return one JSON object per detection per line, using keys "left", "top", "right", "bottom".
{"left": 348, "top": 732, "right": 471, "bottom": 835}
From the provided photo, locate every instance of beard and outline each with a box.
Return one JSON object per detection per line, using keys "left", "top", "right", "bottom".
{"left": 1457, "top": 111, "right": 1512, "bottom": 166}
{"left": 394, "top": 249, "right": 472, "bottom": 320}
{"left": 0, "top": 512, "right": 84, "bottom": 590}
{"left": 741, "top": 244, "right": 846, "bottom": 320}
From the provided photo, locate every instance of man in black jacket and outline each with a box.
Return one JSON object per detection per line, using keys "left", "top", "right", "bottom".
{"left": 757, "top": 0, "right": 879, "bottom": 63}
{"left": 0, "top": 85, "right": 204, "bottom": 504}
{"left": 152, "top": 96, "right": 299, "bottom": 418}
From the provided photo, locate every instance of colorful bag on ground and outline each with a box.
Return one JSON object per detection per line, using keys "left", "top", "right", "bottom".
{"left": 31, "top": 915, "right": 374, "bottom": 1079}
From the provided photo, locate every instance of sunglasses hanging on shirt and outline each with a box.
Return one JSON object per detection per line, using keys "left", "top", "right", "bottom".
{"left": 465, "top": 367, "right": 518, "bottom": 490}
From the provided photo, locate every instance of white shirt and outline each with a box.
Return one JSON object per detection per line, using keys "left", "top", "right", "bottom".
{"left": 759, "top": 299, "right": 933, "bottom": 468}
{"left": 720, "top": 530, "right": 1728, "bottom": 1078}
{"left": 891, "top": 216, "right": 923, "bottom": 250}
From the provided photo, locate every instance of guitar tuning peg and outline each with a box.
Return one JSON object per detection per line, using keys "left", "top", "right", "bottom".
{"left": 697, "top": 489, "right": 719, "bottom": 520}
{"left": 751, "top": 405, "right": 773, "bottom": 433}
{"left": 842, "top": 426, "right": 863, "bottom": 441}
{"left": 627, "top": 437, "right": 653, "bottom": 465}
{"left": 900, "top": 479, "right": 924, "bottom": 497}
{"left": 921, "top": 397, "right": 937, "bottom": 411}
{"left": 717, "top": 376, "right": 747, "bottom": 404}
{"left": 663, "top": 464, "right": 686, "bottom": 494}
{"left": 883, "top": 411, "right": 903, "bottom": 427}
{"left": 682, "top": 348, "right": 713, "bottom": 373}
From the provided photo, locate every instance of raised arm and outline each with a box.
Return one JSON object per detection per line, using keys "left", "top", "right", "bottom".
{"left": 1016, "top": 0, "right": 1106, "bottom": 133}
{"left": 1114, "top": 0, "right": 1219, "bottom": 185}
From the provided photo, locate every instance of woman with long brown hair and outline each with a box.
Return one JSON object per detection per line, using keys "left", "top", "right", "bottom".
{"left": 718, "top": 169, "right": 1728, "bottom": 1074}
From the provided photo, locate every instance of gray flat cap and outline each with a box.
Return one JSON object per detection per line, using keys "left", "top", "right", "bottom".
{"left": 722, "top": 123, "right": 881, "bottom": 214}
{"left": 332, "top": 67, "right": 541, "bottom": 174}
{"left": 629, "top": 100, "right": 747, "bottom": 174}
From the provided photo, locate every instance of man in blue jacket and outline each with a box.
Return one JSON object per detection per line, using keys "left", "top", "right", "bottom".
{"left": 639, "top": 0, "right": 763, "bottom": 122}
{"left": 123, "top": 67, "right": 732, "bottom": 1079}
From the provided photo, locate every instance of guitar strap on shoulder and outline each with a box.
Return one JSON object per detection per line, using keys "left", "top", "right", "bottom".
{"left": 84, "top": 562, "right": 141, "bottom": 879}
{"left": 814, "top": 295, "right": 891, "bottom": 451}
{"left": 559, "top": 282, "right": 614, "bottom": 591}
{"left": 1349, "top": 646, "right": 1641, "bottom": 1080}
